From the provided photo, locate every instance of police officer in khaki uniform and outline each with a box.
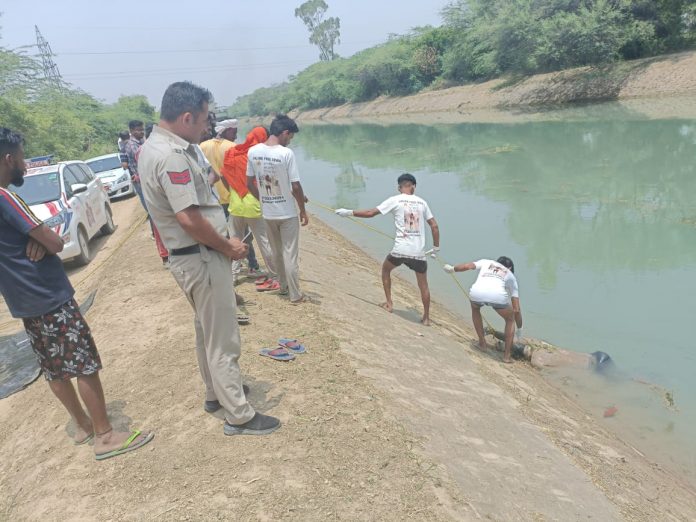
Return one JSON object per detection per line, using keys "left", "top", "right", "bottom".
{"left": 139, "top": 81, "right": 280, "bottom": 436}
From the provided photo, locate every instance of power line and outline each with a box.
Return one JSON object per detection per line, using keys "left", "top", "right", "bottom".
{"left": 62, "top": 60, "right": 315, "bottom": 81}
{"left": 55, "top": 40, "right": 382, "bottom": 56}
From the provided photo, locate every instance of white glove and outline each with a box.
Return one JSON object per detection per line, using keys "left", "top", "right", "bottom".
{"left": 335, "top": 208, "right": 354, "bottom": 217}
{"left": 425, "top": 246, "right": 440, "bottom": 259}
{"left": 515, "top": 328, "right": 523, "bottom": 342}
{"left": 443, "top": 264, "right": 455, "bottom": 274}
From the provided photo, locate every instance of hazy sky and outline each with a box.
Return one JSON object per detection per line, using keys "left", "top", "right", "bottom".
{"left": 1, "top": 0, "right": 449, "bottom": 109}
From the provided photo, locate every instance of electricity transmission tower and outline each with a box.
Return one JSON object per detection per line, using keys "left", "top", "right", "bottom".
{"left": 35, "top": 25, "right": 63, "bottom": 89}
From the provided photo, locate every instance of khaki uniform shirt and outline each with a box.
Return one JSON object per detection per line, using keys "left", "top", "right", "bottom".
{"left": 139, "top": 125, "right": 227, "bottom": 250}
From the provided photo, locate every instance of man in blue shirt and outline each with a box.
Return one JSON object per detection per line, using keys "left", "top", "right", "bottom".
{"left": 0, "top": 127, "right": 153, "bottom": 460}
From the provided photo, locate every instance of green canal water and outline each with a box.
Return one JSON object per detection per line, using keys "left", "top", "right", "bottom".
{"left": 290, "top": 110, "right": 696, "bottom": 484}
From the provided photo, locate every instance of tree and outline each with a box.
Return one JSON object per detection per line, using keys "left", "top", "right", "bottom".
{"left": 295, "top": 0, "right": 341, "bottom": 61}
{"left": 0, "top": 28, "right": 156, "bottom": 159}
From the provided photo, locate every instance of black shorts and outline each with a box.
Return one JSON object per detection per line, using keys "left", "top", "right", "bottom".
{"left": 23, "top": 299, "right": 102, "bottom": 381}
{"left": 386, "top": 254, "right": 427, "bottom": 274}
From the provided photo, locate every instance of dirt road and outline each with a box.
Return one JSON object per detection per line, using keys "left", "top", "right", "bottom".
{"left": 1, "top": 196, "right": 695, "bottom": 521}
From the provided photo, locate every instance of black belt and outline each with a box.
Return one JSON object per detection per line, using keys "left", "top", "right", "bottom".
{"left": 170, "top": 244, "right": 200, "bottom": 256}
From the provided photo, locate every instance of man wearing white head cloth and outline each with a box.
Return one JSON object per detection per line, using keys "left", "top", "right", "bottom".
{"left": 200, "top": 118, "right": 238, "bottom": 215}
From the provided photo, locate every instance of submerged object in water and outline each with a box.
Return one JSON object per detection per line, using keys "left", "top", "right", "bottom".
{"left": 487, "top": 327, "right": 615, "bottom": 374}
{"left": 591, "top": 351, "right": 614, "bottom": 374}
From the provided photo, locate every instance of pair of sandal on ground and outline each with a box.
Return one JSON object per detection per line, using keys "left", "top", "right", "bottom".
{"left": 259, "top": 338, "right": 306, "bottom": 361}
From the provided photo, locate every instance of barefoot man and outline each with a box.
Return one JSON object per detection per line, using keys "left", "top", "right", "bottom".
{"left": 0, "top": 127, "right": 154, "bottom": 460}
{"left": 336, "top": 173, "right": 440, "bottom": 325}
{"left": 443, "top": 256, "right": 523, "bottom": 363}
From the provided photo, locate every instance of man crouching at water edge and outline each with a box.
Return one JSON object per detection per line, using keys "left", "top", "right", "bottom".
{"left": 443, "top": 257, "right": 522, "bottom": 364}
{"left": 0, "top": 128, "right": 154, "bottom": 460}
{"left": 335, "top": 173, "right": 440, "bottom": 326}
{"left": 138, "top": 82, "right": 280, "bottom": 436}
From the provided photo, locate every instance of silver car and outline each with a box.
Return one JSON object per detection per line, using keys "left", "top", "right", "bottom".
{"left": 85, "top": 153, "right": 134, "bottom": 200}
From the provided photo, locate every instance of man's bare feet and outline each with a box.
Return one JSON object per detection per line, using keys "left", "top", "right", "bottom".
{"left": 380, "top": 301, "right": 393, "bottom": 313}
{"left": 471, "top": 341, "right": 489, "bottom": 352}
{"left": 74, "top": 420, "right": 94, "bottom": 445}
{"left": 502, "top": 358, "right": 513, "bottom": 364}
{"left": 94, "top": 428, "right": 153, "bottom": 458}
{"left": 421, "top": 316, "right": 431, "bottom": 326}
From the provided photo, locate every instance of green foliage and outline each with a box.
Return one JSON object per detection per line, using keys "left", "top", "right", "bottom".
{"left": 230, "top": 0, "right": 696, "bottom": 115}
{"left": 0, "top": 33, "right": 155, "bottom": 160}
{"left": 295, "top": 0, "right": 341, "bottom": 61}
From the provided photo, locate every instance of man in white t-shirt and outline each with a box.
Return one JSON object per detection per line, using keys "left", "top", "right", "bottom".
{"left": 247, "top": 114, "right": 308, "bottom": 304}
{"left": 335, "top": 173, "right": 440, "bottom": 325}
{"left": 443, "top": 256, "right": 523, "bottom": 363}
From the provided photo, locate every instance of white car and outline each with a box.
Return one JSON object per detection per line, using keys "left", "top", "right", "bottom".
{"left": 85, "top": 153, "right": 134, "bottom": 200}
{"left": 11, "top": 161, "right": 116, "bottom": 265}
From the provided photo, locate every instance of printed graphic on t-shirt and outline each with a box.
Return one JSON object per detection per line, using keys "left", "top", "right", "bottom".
{"left": 403, "top": 203, "right": 422, "bottom": 235}
{"left": 254, "top": 158, "right": 285, "bottom": 201}
{"left": 482, "top": 263, "right": 509, "bottom": 281}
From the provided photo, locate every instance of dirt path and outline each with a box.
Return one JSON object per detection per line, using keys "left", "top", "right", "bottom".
{"left": 0, "top": 198, "right": 464, "bottom": 521}
{"left": 0, "top": 195, "right": 145, "bottom": 336}
{"left": 1, "top": 200, "right": 695, "bottom": 520}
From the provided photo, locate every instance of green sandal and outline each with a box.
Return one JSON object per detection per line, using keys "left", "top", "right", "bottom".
{"left": 95, "top": 429, "right": 155, "bottom": 461}
{"left": 74, "top": 432, "right": 94, "bottom": 446}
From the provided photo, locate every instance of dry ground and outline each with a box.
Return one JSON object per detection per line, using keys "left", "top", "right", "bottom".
{"left": 1, "top": 196, "right": 695, "bottom": 521}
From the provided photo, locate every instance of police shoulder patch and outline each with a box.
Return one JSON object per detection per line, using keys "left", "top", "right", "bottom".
{"left": 167, "top": 169, "right": 192, "bottom": 185}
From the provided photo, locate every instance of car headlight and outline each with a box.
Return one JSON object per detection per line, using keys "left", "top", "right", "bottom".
{"left": 44, "top": 210, "right": 66, "bottom": 228}
{"left": 117, "top": 173, "right": 128, "bottom": 183}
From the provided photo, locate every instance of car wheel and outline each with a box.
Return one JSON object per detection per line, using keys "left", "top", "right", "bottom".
{"left": 100, "top": 204, "right": 116, "bottom": 235}
{"left": 74, "top": 226, "right": 91, "bottom": 266}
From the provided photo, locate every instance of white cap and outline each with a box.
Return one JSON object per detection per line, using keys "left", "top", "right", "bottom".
{"left": 215, "top": 119, "right": 238, "bottom": 135}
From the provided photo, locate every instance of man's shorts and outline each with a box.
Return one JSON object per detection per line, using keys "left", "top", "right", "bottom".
{"left": 22, "top": 299, "right": 102, "bottom": 381}
{"left": 471, "top": 300, "right": 511, "bottom": 310}
{"left": 386, "top": 254, "right": 427, "bottom": 274}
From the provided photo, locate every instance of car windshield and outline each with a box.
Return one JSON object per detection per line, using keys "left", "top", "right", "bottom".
{"left": 87, "top": 156, "right": 122, "bottom": 174}
{"left": 10, "top": 171, "right": 61, "bottom": 205}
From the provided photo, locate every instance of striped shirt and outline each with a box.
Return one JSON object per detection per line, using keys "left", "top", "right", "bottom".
{"left": 0, "top": 187, "right": 73, "bottom": 318}
{"left": 125, "top": 137, "right": 144, "bottom": 178}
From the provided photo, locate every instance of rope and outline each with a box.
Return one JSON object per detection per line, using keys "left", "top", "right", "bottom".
{"left": 72, "top": 213, "right": 149, "bottom": 290}
{"left": 0, "top": 213, "right": 148, "bottom": 333}
{"left": 309, "top": 200, "right": 394, "bottom": 240}
{"left": 308, "top": 200, "right": 496, "bottom": 331}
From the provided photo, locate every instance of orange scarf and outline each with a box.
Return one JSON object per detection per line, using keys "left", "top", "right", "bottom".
{"left": 222, "top": 127, "right": 268, "bottom": 198}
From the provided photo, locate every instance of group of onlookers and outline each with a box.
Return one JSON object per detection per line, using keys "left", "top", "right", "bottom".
{"left": 0, "top": 81, "right": 315, "bottom": 463}
{"left": 0, "top": 79, "right": 524, "bottom": 465}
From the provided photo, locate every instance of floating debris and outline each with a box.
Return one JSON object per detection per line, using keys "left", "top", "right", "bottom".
{"left": 604, "top": 406, "right": 618, "bottom": 418}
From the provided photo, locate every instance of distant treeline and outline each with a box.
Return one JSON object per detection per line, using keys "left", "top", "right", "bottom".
{"left": 229, "top": 0, "right": 696, "bottom": 116}
{"left": 0, "top": 26, "right": 155, "bottom": 160}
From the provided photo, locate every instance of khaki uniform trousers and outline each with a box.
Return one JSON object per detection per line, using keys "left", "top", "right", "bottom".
{"left": 169, "top": 246, "right": 255, "bottom": 425}
{"left": 264, "top": 217, "right": 302, "bottom": 301}
{"left": 228, "top": 215, "right": 278, "bottom": 280}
